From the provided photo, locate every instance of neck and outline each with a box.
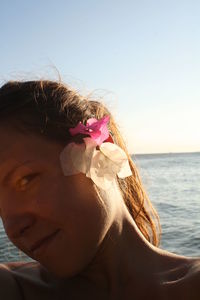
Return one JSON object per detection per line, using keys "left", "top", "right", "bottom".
{"left": 75, "top": 204, "right": 189, "bottom": 298}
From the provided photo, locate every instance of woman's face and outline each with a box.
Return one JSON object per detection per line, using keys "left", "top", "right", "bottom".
{"left": 0, "top": 126, "right": 110, "bottom": 278}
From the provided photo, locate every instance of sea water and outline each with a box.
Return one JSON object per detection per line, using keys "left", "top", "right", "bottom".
{"left": 0, "top": 152, "right": 200, "bottom": 262}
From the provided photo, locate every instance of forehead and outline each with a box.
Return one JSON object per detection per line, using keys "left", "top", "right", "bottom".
{"left": 0, "top": 125, "right": 63, "bottom": 168}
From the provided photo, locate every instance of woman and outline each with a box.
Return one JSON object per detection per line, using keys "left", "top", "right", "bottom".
{"left": 0, "top": 79, "right": 199, "bottom": 300}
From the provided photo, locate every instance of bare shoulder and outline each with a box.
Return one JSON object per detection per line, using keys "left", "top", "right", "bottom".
{"left": 184, "top": 259, "right": 200, "bottom": 288}
{"left": 0, "top": 261, "right": 60, "bottom": 300}
{"left": 161, "top": 258, "right": 200, "bottom": 300}
{"left": 6, "top": 260, "right": 44, "bottom": 277}
{"left": 0, "top": 263, "right": 22, "bottom": 299}
{"left": 177, "top": 258, "right": 200, "bottom": 299}
{"left": 5, "top": 260, "right": 57, "bottom": 286}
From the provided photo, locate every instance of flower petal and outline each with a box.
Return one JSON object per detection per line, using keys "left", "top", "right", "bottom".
{"left": 69, "top": 116, "right": 110, "bottom": 145}
{"left": 87, "top": 115, "right": 109, "bottom": 128}
{"left": 81, "top": 137, "right": 97, "bottom": 174}
{"left": 59, "top": 143, "right": 80, "bottom": 175}
{"left": 87, "top": 116, "right": 110, "bottom": 145}
{"left": 100, "top": 142, "right": 132, "bottom": 178}
{"left": 89, "top": 150, "right": 117, "bottom": 190}
{"left": 70, "top": 142, "right": 88, "bottom": 173}
{"left": 69, "top": 122, "right": 86, "bottom": 136}
{"left": 117, "top": 160, "right": 132, "bottom": 178}
{"left": 86, "top": 118, "right": 98, "bottom": 126}
{"left": 100, "top": 142, "right": 127, "bottom": 167}
{"left": 92, "top": 130, "right": 109, "bottom": 145}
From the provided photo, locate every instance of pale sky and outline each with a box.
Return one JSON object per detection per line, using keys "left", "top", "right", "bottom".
{"left": 1, "top": 0, "right": 200, "bottom": 154}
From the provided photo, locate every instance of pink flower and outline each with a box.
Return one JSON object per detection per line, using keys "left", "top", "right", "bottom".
{"left": 69, "top": 115, "right": 110, "bottom": 145}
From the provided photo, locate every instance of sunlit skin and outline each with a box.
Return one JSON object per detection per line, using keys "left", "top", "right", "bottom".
{"left": 0, "top": 125, "right": 200, "bottom": 299}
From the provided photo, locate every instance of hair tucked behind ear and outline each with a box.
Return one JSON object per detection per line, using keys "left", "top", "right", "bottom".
{"left": 0, "top": 79, "right": 161, "bottom": 246}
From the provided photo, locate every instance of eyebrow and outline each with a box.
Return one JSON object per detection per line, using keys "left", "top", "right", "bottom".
{"left": 1, "top": 160, "right": 34, "bottom": 186}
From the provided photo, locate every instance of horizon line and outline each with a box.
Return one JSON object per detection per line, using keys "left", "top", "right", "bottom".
{"left": 131, "top": 150, "right": 200, "bottom": 156}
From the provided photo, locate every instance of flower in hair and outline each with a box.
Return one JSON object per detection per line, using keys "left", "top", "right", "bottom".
{"left": 69, "top": 115, "right": 110, "bottom": 145}
{"left": 60, "top": 116, "right": 132, "bottom": 190}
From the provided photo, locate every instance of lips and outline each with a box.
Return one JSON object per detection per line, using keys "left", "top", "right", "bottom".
{"left": 30, "top": 229, "right": 60, "bottom": 253}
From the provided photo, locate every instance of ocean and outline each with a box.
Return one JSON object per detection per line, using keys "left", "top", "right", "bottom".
{"left": 0, "top": 152, "right": 200, "bottom": 262}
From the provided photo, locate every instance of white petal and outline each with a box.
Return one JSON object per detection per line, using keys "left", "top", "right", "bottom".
{"left": 100, "top": 142, "right": 132, "bottom": 178}
{"left": 89, "top": 150, "right": 116, "bottom": 190}
{"left": 59, "top": 143, "right": 80, "bottom": 176}
{"left": 117, "top": 160, "right": 132, "bottom": 178}
{"left": 100, "top": 142, "right": 128, "bottom": 167}
{"left": 83, "top": 137, "right": 98, "bottom": 175}
{"left": 70, "top": 142, "right": 87, "bottom": 173}
{"left": 83, "top": 137, "right": 98, "bottom": 149}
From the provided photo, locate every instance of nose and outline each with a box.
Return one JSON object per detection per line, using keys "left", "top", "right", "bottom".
{"left": 3, "top": 213, "right": 36, "bottom": 239}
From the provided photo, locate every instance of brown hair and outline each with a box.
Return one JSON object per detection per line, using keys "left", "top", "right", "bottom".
{"left": 0, "top": 79, "right": 161, "bottom": 246}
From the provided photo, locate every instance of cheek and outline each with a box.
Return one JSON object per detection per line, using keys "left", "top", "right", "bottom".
{"left": 58, "top": 176, "right": 109, "bottom": 243}
{"left": 48, "top": 218, "right": 108, "bottom": 278}
{"left": 56, "top": 203, "right": 107, "bottom": 277}
{"left": 59, "top": 181, "right": 109, "bottom": 251}
{"left": 38, "top": 173, "right": 105, "bottom": 229}
{"left": 37, "top": 176, "right": 110, "bottom": 277}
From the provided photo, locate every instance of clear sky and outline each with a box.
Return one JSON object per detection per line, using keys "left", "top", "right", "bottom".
{"left": 1, "top": 0, "right": 200, "bottom": 154}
